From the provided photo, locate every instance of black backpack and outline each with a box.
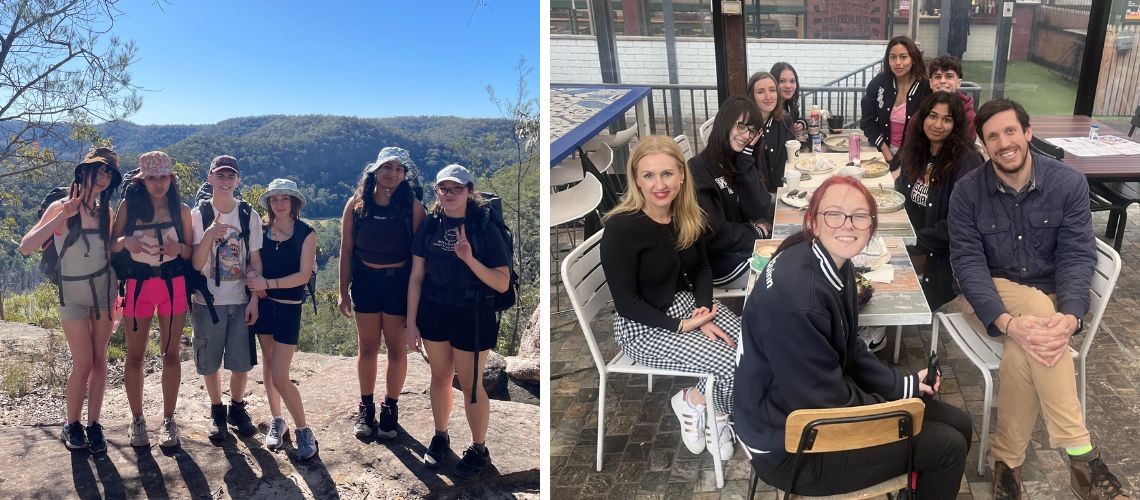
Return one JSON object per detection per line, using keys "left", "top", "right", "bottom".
{"left": 36, "top": 187, "right": 73, "bottom": 286}
{"left": 424, "top": 192, "right": 518, "bottom": 313}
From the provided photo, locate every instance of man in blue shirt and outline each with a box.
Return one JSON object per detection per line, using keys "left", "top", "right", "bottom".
{"left": 948, "top": 99, "right": 1129, "bottom": 500}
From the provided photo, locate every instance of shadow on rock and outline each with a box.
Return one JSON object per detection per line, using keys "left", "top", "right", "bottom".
{"left": 160, "top": 445, "right": 211, "bottom": 498}
{"left": 133, "top": 446, "right": 168, "bottom": 498}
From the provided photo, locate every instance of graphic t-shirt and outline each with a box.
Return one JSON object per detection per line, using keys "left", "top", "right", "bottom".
{"left": 191, "top": 201, "right": 263, "bottom": 305}
{"left": 411, "top": 209, "right": 509, "bottom": 297}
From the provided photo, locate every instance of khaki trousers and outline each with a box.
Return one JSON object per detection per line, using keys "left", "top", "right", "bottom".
{"left": 954, "top": 278, "right": 1089, "bottom": 468}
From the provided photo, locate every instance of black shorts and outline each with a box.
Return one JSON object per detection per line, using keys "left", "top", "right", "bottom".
{"left": 416, "top": 298, "right": 499, "bottom": 353}
{"left": 350, "top": 263, "right": 410, "bottom": 315}
{"left": 250, "top": 300, "right": 302, "bottom": 346}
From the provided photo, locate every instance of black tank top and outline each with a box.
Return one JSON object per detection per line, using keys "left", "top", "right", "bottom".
{"left": 260, "top": 220, "right": 313, "bottom": 302}
{"left": 354, "top": 202, "right": 411, "bottom": 265}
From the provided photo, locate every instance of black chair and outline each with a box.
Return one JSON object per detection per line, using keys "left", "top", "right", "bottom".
{"left": 1130, "top": 105, "right": 1139, "bottom": 137}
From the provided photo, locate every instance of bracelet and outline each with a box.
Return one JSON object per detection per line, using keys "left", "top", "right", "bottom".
{"left": 1001, "top": 315, "right": 1014, "bottom": 334}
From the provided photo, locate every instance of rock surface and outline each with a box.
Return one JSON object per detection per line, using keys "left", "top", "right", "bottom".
{"left": 505, "top": 309, "right": 541, "bottom": 383}
{"left": 0, "top": 321, "right": 539, "bottom": 499}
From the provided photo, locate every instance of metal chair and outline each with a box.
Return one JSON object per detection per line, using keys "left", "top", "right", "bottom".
{"left": 932, "top": 237, "right": 1121, "bottom": 476}
{"left": 561, "top": 229, "right": 726, "bottom": 487}
{"left": 551, "top": 173, "right": 605, "bottom": 317}
{"left": 743, "top": 399, "right": 925, "bottom": 499}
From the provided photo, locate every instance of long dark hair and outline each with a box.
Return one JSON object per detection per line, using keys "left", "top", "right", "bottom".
{"left": 123, "top": 175, "right": 183, "bottom": 236}
{"left": 61, "top": 165, "right": 114, "bottom": 254}
{"left": 775, "top": 175, "right": 879, "bottom": 255}
{"left": 770, "top": 62, "right": 801, "bottom": 119}
{"left": 897, "top": 92, "right": 974, "bottom": 186}
{"left": 352, "top": 168, "right": 414, "bottom": 218}
{"left": 700, "top": 96, "right": 763, "bottom": 184}
{"left": 883, "top": 36, "right": 927, "bottom": 83}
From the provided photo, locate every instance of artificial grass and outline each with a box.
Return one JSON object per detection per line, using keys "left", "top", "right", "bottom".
{"left": 961, "top": 60, "right": 1078, "bottom": 116}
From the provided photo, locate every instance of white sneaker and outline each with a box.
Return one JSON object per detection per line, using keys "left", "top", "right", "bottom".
{"left": 128, "top": 415, "right": 150, "bottom": 447}
{"left": 158, "top": 417, "right": 180, "bottom": 448}
{"left": 671, "top": 389, "right": 706, "bottom": 454}
{"left": 858, "top": 326, "right": 888, "bottom": 352}
{"left": 265, "top": 417, "right": 288, "bottom": 450}
{"left": 706, "top": 414, "right": 735, "bottom": 461}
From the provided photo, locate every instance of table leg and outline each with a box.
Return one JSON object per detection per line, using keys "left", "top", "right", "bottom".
{"left": 635, "top": 99, "right": 649, "bottom": 140}
{"left": 892, "top": 325, "right": 904, "bottom": 363}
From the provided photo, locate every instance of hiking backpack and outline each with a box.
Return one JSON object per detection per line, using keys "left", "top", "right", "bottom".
{"left": 35, "top": 187, "right": 74, "bottom": 285}
{"left": 268, "top": 218, "right": 319, "bottom": 313}
{"left": 423, "top": 192, "right": 519, "bottom": 314}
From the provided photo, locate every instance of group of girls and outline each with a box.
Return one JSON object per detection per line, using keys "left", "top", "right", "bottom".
{"left": 604, "top": 35, "right": 984, "bottom": 499}
{"left": 20, "top": 146, "right": 509, "bottom": 479}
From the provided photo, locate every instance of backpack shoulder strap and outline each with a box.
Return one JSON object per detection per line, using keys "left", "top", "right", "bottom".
{"left": 237, "top": 201, "right": 252, "bottom": 246}
{"left": 198, "top": 200, "right": 214, "bottom": 232}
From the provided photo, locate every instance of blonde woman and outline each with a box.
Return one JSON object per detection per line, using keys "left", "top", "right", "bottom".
{"left": 600, "top": 135, "right": 742, "bottom": 461}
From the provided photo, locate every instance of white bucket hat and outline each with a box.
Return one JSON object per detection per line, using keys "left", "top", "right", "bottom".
{"left": 260, "top": 178, "right": 306, "bottom": 209}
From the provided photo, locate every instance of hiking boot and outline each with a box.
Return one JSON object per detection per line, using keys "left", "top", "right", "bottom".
{"left": 294, "top": 427, "right": 318, "bottom": 461}
{"left": 158, "top": 417, "right": 180, "bottom": 448}
{"left": 266, "top": 416, "right": 288, "bottom": 450}
{"left": 1071, "top": 449, "right": 1130, "bottom": 500}
{"left": 671, "top": 389, "right": 707, "bottom": 455}
{"left": 61, "top": 421, "right": 87, "bottom": 450}
{"left": 128, "top": 414, "right": 150, "bottom": 447}
{"left": 86, "top": 422, "right": 106, "bottom": 454}
{"left": 454, "top": 444, "right": 491, "bottom": 480}
{"left": 993, "top": 460, "right": 1023, "bottom": 500}
{"left": 208, "top": 404, "right": 228, "bottom": 442}
{"left": 706, "top": 414, "right": 735, "bottom": 461}
{"left": 376, "top": 399, "right": 398, "bottom": 439}
{"left": 353, "top": 402, "right": 377, "bottom": 438}
{"left": 424, "top": 433, "right": 451, "bottom": 468}
{"left": 228, "top": 400, "right": 258, "bottom": 437}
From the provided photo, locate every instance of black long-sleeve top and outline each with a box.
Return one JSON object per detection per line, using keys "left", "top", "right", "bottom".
{"left": 601, "top": 210, "right": 714, "bottom": 331}
{"left": 690, "top": 145, "right": 771, "bottom": 256}
{"left": 894, "top": 150, "right": 983, "bottom": 309}
{"left": 735, "top": 239, "right": 920, "bottom": 453}
{"left": 753, "top": 116, "right": 797, "bottom": 190}
{"left": 860, "top": 72, "right": 931, "bottom": 165}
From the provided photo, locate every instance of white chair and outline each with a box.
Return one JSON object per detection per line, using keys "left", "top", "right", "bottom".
{"left": 932, "top": 238, "right": 1121, "bottom": 476}
{"left": 551, "top": 173, "right": 605, "bottom": 317}
{"left": 699, "top": 117, "right": 715, "bottom": 148}
{"left": 605, "top": 124, "right": 639, "bottom": 149}
{"left": 674, "top": 134, "right": 694, "bottom": 161}
{"left": 561, "top": 229, "right": 725, "bottom": 488}
{"left": 553, "top": 146, "right": 614, "bottom": 190}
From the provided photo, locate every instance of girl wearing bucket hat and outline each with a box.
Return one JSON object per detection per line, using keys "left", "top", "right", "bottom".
{"left": 407, "top": 163, "right": 511, "bottom": 478}
{"left": 19, "top": 147, "right": 122, "bottom": 453}
{"left": 110, "top": 151, "right": 194, "bottom": 449}
{"left": 245, "top": 178, "right": 319, "bottom": 460}
{"left": 339, "top": 146, "right": 426, "bottom": 441}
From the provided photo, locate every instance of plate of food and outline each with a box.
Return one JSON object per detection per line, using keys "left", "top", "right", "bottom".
{"left": 822, "top": 135, "right": 849, "bottom": 152}
{"left": 780, "top": 188, "right": 812, "bottom": 208}
{"left": 794, "top": 157, "right": 836, "bottom": 175}
{"left": 860, "top": 158, "right": 890, "bottom": 178}
{"left": 852, "top": 236, "right": 890, "bottom": 271}
{"left": 871, "top": 187, "right": 905, "bottom": 213}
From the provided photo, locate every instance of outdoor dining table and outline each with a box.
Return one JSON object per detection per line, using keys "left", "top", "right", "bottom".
{"left": 1032, "top": 115, "right": 1140, "bottom": 181}
{"left": 746, "top": 236, "right": 931, "bottom": 363}
{"left": 550, "top": 84, "right": 651, "bottom": 165}
{"left": 771, "top": 152, "right": 917, "bottom": 246}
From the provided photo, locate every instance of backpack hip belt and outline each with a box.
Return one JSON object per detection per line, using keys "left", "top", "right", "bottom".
{"left": 58, "top": 263, "right": 112, "bottom": 320}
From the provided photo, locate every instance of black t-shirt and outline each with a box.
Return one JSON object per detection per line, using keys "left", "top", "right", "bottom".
{"left": 411, "top": 204, "right": 510, "bottom": 296}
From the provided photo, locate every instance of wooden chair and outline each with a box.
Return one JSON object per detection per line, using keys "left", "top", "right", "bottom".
{"left": 561, "top": 229, "right": 726, "bottom": 487}
{"left": 933, "top": 238, "right": 1121, "bottom": 476}
{"left": 744, "top": 399, "right": 926, "bottom": 499}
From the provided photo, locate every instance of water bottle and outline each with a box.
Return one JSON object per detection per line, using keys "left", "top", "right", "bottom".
{"left": 848, "top": 133, "right": 861, "bottom": 162}
{"left": 1089, "top": 123, "right": 1100, "bottom": 140}
{"left": 811, "top": 133, "right": 822, "bottom": 154}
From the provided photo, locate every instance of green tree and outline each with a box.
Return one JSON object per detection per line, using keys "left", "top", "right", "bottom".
{"left": 0, "top": 0, "right": 142, "bottom": 179}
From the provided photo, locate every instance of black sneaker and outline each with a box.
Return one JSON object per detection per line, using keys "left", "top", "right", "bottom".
{"left": 228, "top": 400, "right": 258, "bottom": 437}
{"left": 353, "top": 402, "right": 377, "bottom": 438}
{"left": 454, "top": 445, "right": 491, "bottom": 479}
{"left": 376, "top": 400, "right": 398, "bottom": 439}
{"left": 61, "top": 421, "right": 87, "bottom": 450}
{"left": 86, "top": 422, "right": 107, "bottom": 453}
{"left": 424, "top": 433, "right": 451, "bottom": 468}
{"left": 208, "top": 404, "right": 228, "bottom": 442}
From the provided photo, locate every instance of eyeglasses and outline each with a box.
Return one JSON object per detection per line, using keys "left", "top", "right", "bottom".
{"left": 436, "top": 185, "right": 466, "bottom": 196}
{"left": 818, "top": 210, "right": 875, "bottom": 230}
{"left": 734, "top": 121, "right": 760, "bottom": 136}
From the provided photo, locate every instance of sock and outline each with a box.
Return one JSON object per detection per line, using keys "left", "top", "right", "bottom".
{"left": 1067, "top": 444, "right": 1095, "bottom": 457}
{"left": 384, "top": 395, "right": 398, "bottom": 406}
{"left": 472, "top": 442, "right": 486, "bottom": 453}
{"left": 361, "top": 394, "right": 374, "bottom": 406}
{"left": 435, "top": 430, "right": 449, "bottom": 438}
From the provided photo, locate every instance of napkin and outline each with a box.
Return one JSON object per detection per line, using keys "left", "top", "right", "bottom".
{"left": 863, "top": 264, "right": 895, "bottom": 284}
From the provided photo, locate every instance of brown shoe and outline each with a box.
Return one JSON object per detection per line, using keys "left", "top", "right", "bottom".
{"left": 1071, "top": 449, "right": 1130, "bottom": 500}
{"left": 993, "top": 460, "right": 1023, "bottom": 500}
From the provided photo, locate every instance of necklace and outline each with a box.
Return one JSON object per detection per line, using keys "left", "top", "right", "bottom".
{"left": 272, "top": 223, "right": 294, "bottom": 251}
{"left": 84, "top": 201, "right": 98, "bottom": 218}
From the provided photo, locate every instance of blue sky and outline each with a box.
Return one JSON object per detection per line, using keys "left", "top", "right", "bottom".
{"left": 114, "top": 1, "right": 539, "bottom": 125}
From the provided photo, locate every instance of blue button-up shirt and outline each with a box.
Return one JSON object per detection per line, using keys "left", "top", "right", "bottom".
{"left": 947, "top": 152, "right": 1095, "bottom": 336}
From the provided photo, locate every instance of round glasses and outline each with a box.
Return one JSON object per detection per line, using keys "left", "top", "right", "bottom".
{"left": 817, "top": 210, "right": 875, "bottom": 230}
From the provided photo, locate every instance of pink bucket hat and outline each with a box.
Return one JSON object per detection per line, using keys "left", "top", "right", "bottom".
{"left": 138, "top": 151, "right": 173, "bottom": 177}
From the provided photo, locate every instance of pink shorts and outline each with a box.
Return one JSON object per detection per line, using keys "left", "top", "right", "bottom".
{"left": 124, "top": 276, "right": 188, "bottom": 318}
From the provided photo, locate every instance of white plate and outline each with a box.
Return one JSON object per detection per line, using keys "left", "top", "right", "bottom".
{"left": 780, "top": 188, "right": 812, "bottom": 208}
{"left": 794, "top": 157, "right": 836, "bottom": 174}
{"left": 852, "top": 236, "right": 890, "bottom": 270}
